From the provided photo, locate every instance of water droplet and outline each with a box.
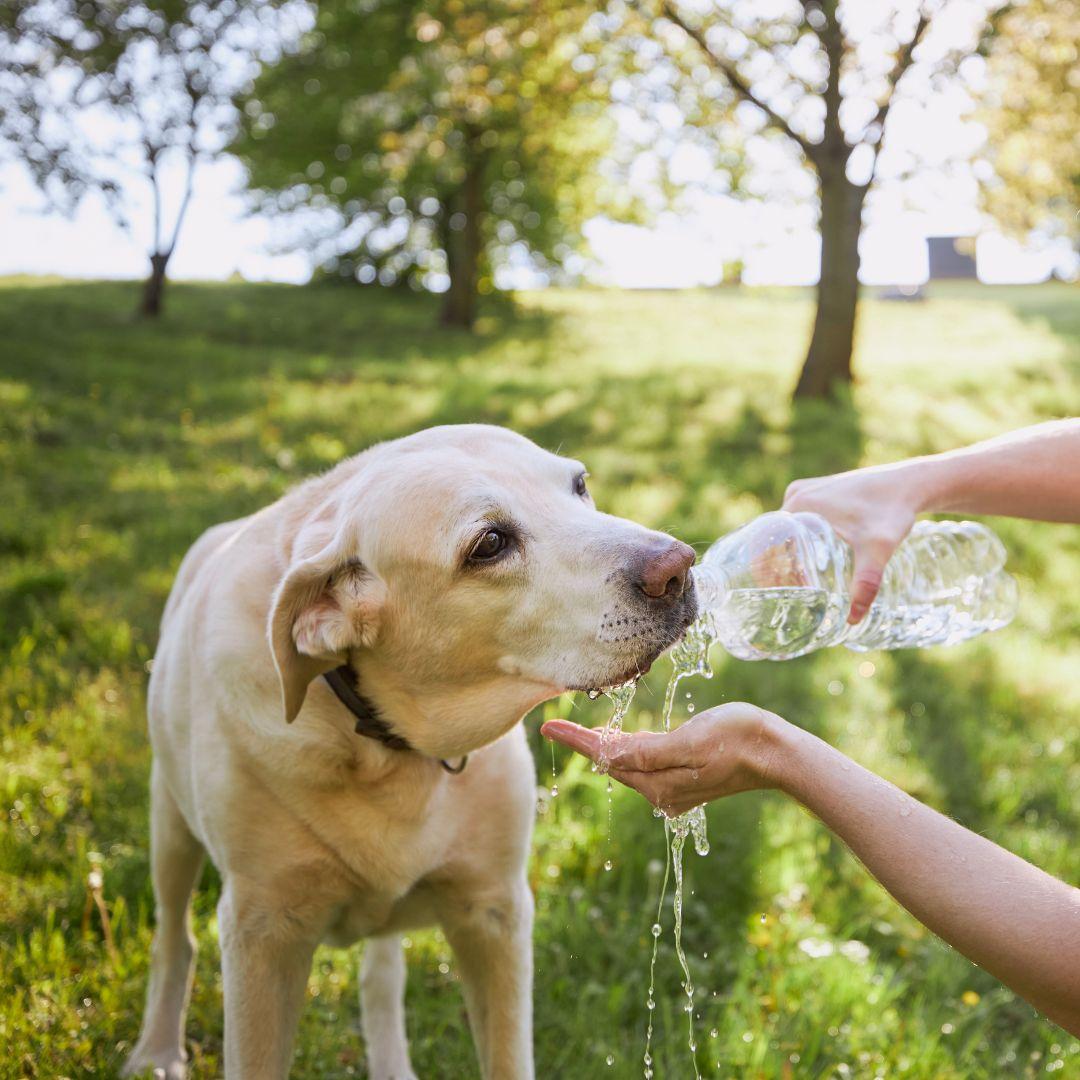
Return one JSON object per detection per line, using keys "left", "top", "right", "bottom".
{"left": 587, "top": 689, "right": 601, "bottom": 699}
{"left": 550, "top": 784, "right": 558, "bottom": 797}
{"left": 606, "top": 1054, "right": 614, "bottom": 1066}
{"left": 710, "top": 1028, "right": 719, "bottom": 1039}
{"left": 604, "top": 859, "right": 613, "bottom": 872}
{"left": 687, "top": 704, "right": 695, "bottom": 713}
{"left": 651, "top": 923, "right": 661, "bottom": 937}
{"left": 760, "top": 912, "right": 767, "bottom": 923}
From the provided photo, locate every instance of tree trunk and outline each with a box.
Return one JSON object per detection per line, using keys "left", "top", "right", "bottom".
{"left": 140, "top": 253, "right": 170, "bottom": 318}
{"left": 794, "top": 169, "right": 867, "bottom": 399}
{"left": 439, "top": 158, "right": 484, "bottom": 330}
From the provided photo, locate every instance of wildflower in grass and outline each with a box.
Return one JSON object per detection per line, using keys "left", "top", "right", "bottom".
{"left": 798, "top": 937, "right": 834, "bottom": 959}
{"left": 839, "top": 940, "right": 870, "bottom": 963}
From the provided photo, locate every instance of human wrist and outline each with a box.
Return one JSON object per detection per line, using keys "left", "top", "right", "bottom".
{"left": 894, "top": 452, "right": 969, "bottom": 515}
{"left": 748, "top": 712, "right": 845, "bottom": 810}
{"left": 877, "top": 456, "right": 942, "bottom": 516}
{"left": 741, "top": 708, "right": 804, "bottom": 791}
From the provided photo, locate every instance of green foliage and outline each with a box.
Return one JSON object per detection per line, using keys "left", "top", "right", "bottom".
{"left": 1, "top": 278, "right": 1078, "bottom": 1076}
{"left": 2, "top": 2, "right": 278, "bottom": 223}
{"left": 1, "top": 0, "right": 287, "bottom": 316}
{"left": 233, "top": 0, "right": 622, "bottom": 294}
{"left": 979, "top": 0, "right": 1080, "bottom": 247}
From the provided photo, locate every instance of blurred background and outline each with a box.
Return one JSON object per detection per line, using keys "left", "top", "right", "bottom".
{"left": 1, "top": 1, "right": 1077, "bottom": 1077}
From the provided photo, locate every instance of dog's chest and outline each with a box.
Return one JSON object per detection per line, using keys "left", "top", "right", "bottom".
{"left": 301, "top": 785, "right": 454, "bottom": 933}
{"left": 323, "top": 875, "right": 445, "bottom": 946}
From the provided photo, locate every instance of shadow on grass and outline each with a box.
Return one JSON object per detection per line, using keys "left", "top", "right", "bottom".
{"left": 788, "top": 391, "right": 865, "bottom": 479}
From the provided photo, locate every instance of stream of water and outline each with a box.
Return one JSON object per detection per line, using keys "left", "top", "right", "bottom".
{"left": 595, "top": 614, "right": 719, "bottom": 1077}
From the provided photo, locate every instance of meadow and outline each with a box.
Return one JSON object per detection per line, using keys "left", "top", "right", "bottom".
{"left": 1, "top": 277, "right": 1078, "bottom": 1078}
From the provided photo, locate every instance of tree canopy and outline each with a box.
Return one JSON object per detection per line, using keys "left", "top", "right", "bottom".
{"left": 979, "top": 0, "right": 1079, "bottom": 249}
{"left": 0, "top": 0, "right": 285, "bottom": 314}
{"left": 616, "top": 0, "right": 999, "bottom": 397}
{"left": 233, "top": 0, "right": 625, "bottom": 327}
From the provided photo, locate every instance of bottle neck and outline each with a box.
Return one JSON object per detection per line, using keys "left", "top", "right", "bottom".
{"left": 690, "top": 563, "right": 728, "bottom": 611}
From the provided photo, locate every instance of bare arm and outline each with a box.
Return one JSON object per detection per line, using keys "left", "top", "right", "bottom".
{"left": 783, "top": 418, "right": 1080, "bottom": 621}
{"left": 543, "top": 706, "right": 1080, "bottom": 1035}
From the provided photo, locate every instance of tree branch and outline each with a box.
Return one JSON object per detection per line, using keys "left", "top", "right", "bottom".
{"left": 165, "top": 74, "right": 203, "bottom": 259}
{"left": 864, "top": 5, "right": 933, "bottom": 148}
{"left": 146, "top": 145, "right": 163, "bottom": 256}
{"left": 660, "top": 0, "right": 817, "bottom": 159}
{"left": 817, "top": 1, "right": 846, "bottom": 161}
{"left": 165, "top": 147, "right": 197, "bottom": 259}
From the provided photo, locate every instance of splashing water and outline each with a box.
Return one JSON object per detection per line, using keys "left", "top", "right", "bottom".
{"left": 642, "top": 612, "right": 718, "bottom": 1078}
{"left": 643, "top": 851, "right": 668, "bottom": 1080}
{"left": 660, "top": 614, "right": 718, "bottom": 737}
{"left": 586, "top": 614, "right": 719, "bottom": 1077}
{"left": 597, "top": 679, "right": 640, "bottom": 872}
{"left": 599, "top": 679, "right": 638, "bottom": 773}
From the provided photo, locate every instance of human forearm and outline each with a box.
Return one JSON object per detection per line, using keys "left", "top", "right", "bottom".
{"left": 783, "top": 418, "right": 1080, "bottom": 619}
{"left": 885, "top": 418, "right": 1080, "bottom": 523}
{"left": 766, "top": 718, "right": 1080, "bottom": 1034}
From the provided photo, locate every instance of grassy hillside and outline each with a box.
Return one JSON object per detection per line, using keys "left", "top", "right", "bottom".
{"left": 1, "top": 278, "right": 1078, "bottom": 1078}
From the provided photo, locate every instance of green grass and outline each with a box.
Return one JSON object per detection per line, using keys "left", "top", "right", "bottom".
{"left": 1, "top": 277, "right": 1078, "bottom": 1079}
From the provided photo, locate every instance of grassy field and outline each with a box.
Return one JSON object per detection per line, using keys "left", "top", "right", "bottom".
{"left": 1, "top": 277, "right": 1078, "bottom": 1079}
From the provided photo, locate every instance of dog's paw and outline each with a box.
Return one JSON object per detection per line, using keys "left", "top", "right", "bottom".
{"left": 121, "top": 1044, "right": 188, "bottom": 1080}
{"left": 368, "top": 1061, "right": 419, "bottom": 1080}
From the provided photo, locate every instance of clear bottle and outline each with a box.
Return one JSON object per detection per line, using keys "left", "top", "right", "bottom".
{"left": 691, "top": 511, "right": 1018, "bottom": 660}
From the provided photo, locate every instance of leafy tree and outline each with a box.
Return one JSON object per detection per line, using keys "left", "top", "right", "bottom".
{"left": 623, "top": 0, "right": 1000, "bottom": 398}
{"left": 233, "top": 0, "right": 622, "bottom": 329}
{"left": 0, "top": 0, "right": 282, "bottom": 316}
{"left": 978, "top": 0, "right": 1079, "bottom": 250}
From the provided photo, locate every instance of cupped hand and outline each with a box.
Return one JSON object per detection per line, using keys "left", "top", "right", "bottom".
{"left": 541, "top": 702, "right": 783, "bottom": 817}
{"left": 783, "top": 464, "right": 920, "bottom": 622}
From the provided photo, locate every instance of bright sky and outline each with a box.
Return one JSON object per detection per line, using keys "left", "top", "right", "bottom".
{"left": 1, "top": 4, "right": 1074, "bottom": 289}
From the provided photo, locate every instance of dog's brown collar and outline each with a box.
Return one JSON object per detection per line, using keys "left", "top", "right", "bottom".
{"left": 322, "top": 665, "right": 467, "bottom": 775}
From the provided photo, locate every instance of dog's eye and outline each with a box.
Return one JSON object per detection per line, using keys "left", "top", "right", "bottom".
{"left": 469, "top": 528, "right": 508, "bottom": 562}
{"left": 573, "top": 472, "right": 590, "bottom": 499}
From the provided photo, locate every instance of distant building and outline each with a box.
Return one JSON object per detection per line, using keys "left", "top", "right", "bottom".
{"left": 927, "top": 236, "right": 978, "bottom": 280}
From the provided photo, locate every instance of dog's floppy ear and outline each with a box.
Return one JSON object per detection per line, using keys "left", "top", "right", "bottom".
{"left": 267, "top": 527, "right": 386, "bottom": 723}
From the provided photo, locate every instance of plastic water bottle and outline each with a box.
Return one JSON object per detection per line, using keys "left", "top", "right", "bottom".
{"left": 691, "top": 511, "right": 1018, "bottom": 660}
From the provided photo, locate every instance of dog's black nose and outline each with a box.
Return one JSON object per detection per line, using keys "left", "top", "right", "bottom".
{"left": 635, "top": 539, "right": 695, "bottom": 600}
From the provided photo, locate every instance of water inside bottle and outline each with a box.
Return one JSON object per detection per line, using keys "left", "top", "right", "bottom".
{"left": 697, "top": 515, "right": 1018, "bottom": 660}
{"left": 714, "top": 586, "right": 841, "bottom": 660}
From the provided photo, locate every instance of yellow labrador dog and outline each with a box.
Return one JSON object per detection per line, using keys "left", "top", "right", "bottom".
{"left": 124, "top": 424, "right": 695, "bottom": 1080}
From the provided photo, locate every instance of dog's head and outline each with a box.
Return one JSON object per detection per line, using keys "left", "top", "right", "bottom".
{"left": 269, "top": 425, "right": 696, "bottom": 757}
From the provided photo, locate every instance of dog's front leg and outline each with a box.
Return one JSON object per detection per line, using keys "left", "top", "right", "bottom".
{"left": 217, "top": 879, "right": 320, "bottom": 1079}
{"left": 443, "top": 876, "right": 535, "bottom": 1080}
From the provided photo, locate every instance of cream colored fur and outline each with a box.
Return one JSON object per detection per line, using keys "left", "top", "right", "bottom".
{"left": 123, "top": 424, "right": 694, "bottom": 1079}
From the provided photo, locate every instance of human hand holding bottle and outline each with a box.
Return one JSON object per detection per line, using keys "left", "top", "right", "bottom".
{"left": 782, "top": 465, "right": 918, "bottom": 623}
{"left": 782, "top": 418, "right": 1080, "bottom": 622}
